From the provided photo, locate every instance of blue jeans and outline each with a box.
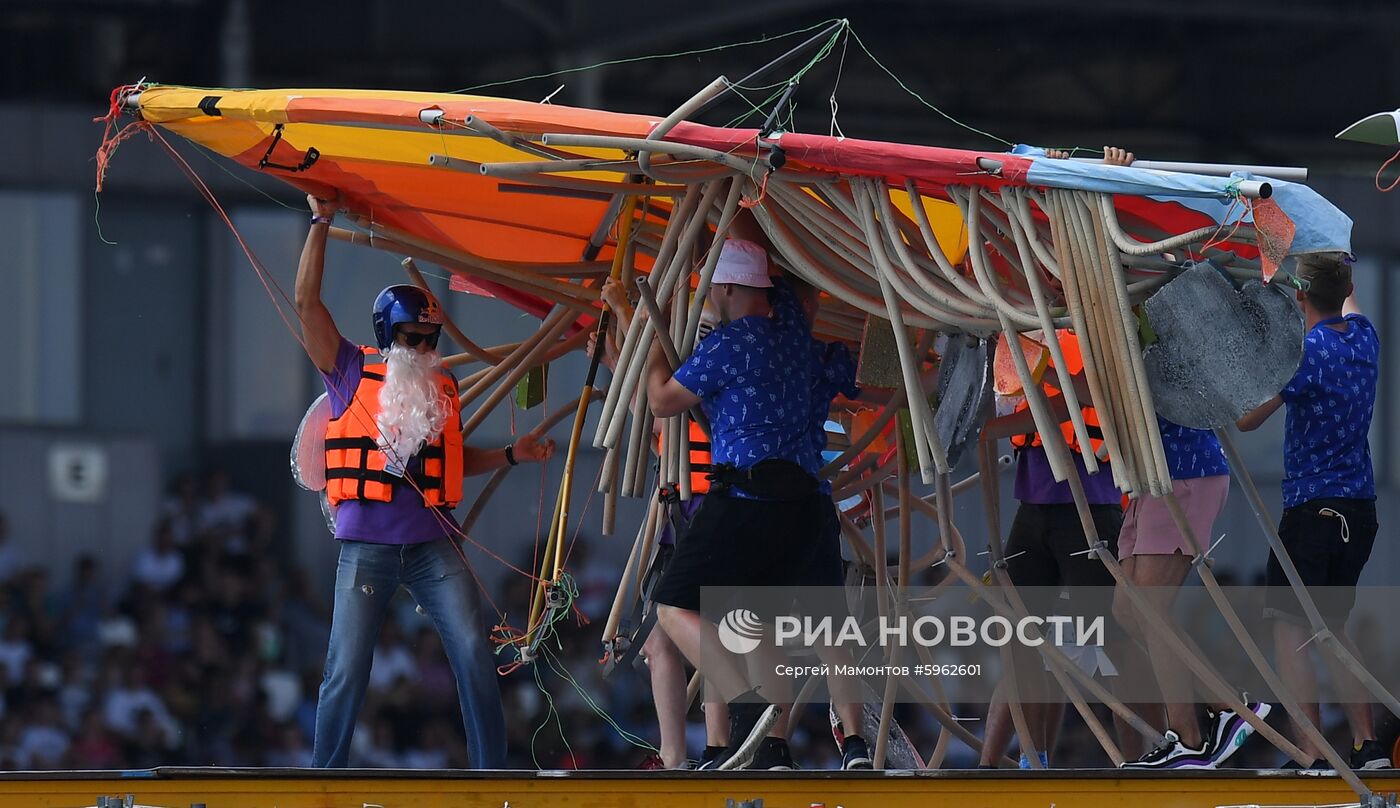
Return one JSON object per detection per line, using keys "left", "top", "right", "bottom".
{"left": 312, "top": 538, "right": 506, "bottom": 768}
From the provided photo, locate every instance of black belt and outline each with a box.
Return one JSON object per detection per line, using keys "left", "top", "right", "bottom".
{"left": 708, "top": 459, "right": 818, "bottom": 501}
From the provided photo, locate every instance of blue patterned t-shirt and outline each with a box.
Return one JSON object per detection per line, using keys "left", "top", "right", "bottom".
{"left": 1158, "top": 416, "right": 1229, "bottom": 481}
{"left": 809, "top": 340, "right": 861, "bottom": 495}
{"left": 1280, "top": 314, "right": 1378, "bottom": 507}
{"left": 672, "top": 311, "right": 816, "bottom": 491}
{"left": 766, "top": 278, "right": 864, "bottom": 493}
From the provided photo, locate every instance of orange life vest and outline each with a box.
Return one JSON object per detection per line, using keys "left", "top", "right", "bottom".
{"left": 1009, "top": 331, "right": 1106, "bottom": 458}
{"left": 658, "top": 420, "right": 712, "bottom": 495}
{"left": 325, "top": 347, "right": 463, "bottom": 507}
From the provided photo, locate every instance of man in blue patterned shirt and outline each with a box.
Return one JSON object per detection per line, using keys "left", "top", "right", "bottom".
{"left": 1237, "top": 251, "right": 1385, "bottom": 769}
{"left": 646, "top": 238, "right": 823, "bottom": 770}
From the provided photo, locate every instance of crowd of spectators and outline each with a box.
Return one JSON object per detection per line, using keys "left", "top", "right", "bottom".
{"left": 0, "top": 468, "right": 875, "bottom": 770}
{"left": 0, "top": 469, "right": 1372, "bottom": 771}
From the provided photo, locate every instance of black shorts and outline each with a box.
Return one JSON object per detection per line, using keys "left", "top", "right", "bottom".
{"left": 1264, "top": 497, "right": 1377, "bottom": 623}
{"left": 651, "top": 491, "right": 829, "bottom": 613}
{"left": 1003, "top": 502, "right": 1122, "bottom": 589}
{"left": 811, "top": 496, "right": 845, "bottom": 588}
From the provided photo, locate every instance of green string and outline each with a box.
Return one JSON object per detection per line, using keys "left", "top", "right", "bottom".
{"left": 530, "top": 660, "right": 576, "bottom": 769}
{"left": 187, "top": 139, "right": 303, "bottom": 211}
{"left": 450, "top": 17, "right": 848, "bottom": 95}
{"left": 541, "top": 644, "right": 657, "bottom": 753}
{"left": 519, "top": 570, "right": 658, "bottom": 766}
{"left": 720, "top": 22, "right": 847, "bottom": 132}
{"left": 847, "top": 27, "right": 1014, "bottom": 148}
{"left": 93, "top": 190, "right": 117, "bottom": 246}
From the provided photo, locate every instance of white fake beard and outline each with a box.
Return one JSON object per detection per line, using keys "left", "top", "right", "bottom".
{"left": 377, "top": 343, "right": 451, "bottom": 465}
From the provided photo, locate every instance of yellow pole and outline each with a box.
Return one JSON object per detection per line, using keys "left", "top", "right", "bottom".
{"left": 526, "top": 192, "right": 641, "bottom": 649}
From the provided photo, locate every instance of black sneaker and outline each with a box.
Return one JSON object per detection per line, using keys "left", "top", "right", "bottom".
{"left": 842, "top": 734, "right": 873, "bottom": 770}
{"left": 696, "top": 745, "right": 727, "bottom": 771}
{"left": 1281, "top": 758, "right": 1332, "bottom": 770}
{"left": 1351, "top": 740, "right": 1392, "bottom": 770}
{"left": 716, "top": 698, "right": 782, "bottom": 771}
{"left": 750, "top": 737, "right": 798, "bottom": 771}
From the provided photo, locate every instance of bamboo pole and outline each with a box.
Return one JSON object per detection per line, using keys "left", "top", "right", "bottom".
{"left": 400, "top": 258, "right": 507, "bottom": 365}
{"left": 600, "top": 181, "right": 723, "bottom": 450}
{"left": 458, "top": 305, "right": 573, "bottom": 408}
{"left": 997, "top": 188, "right": 1098, "bottom": 476}
{"left": 1217, "top": 428, "right": 1400, "bottom": 721}
{"left": 1015, "top": 355, "right": 1309, "bottom": 767}
{"left": 593, "top": 187, "right": 703, "bottom": 447}
{"left": 852, "top": 179, "right": 944, "bottom": 482}
{"left": 601, "top": 497, "right": 662, "bottom": 644}
{"left": 1057, "top": 191, "right": 1140, "bottom": 493}
{"left": 873, "top": 435, "right": 911, "bottom": 769}
{"left": 460, "top": 313, "right": 585, "bottom": 437}
{"left": 1043, "top": 191, "right": 1131, "bottom": 492}
{"left": 1087, "top": 193, "right": 1172, "bottom": 491}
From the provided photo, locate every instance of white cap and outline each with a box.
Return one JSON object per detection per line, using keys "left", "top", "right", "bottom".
{"left": 711, "top": 239, "right": 772, "bottom": 288}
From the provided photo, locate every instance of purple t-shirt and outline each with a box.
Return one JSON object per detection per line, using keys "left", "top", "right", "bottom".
{"left": 321, "top": 338, "right": 456, "bottom": 545}
{"left": 658, "top": 495, "right": 705, "bottom": 546}
{"left": 1014, "top": 445, "right": 1121, "bottom": 506}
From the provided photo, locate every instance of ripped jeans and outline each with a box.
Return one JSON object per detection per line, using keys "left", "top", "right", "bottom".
{"left": 312, "top": 538, "right": 505, "bottom": 768}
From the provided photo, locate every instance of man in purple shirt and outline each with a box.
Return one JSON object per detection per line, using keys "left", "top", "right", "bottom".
{"left": 296, "top": 194, "right": 555, "bottom": 768}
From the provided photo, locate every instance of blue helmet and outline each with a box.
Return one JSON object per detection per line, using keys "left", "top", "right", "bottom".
{"left": 372, "top": 285, "right": 444, "bottom": 350}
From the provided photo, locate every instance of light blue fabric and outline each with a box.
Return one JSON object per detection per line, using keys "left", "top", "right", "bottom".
{"left": 1016, "top": 149, "right": 1352, "bottom": 256}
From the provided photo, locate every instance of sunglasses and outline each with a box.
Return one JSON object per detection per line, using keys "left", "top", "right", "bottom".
{"left": 398, "top": 328, "right": 441, "bottom": 348}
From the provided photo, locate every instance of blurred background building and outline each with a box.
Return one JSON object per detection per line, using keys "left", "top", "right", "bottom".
{"left": 0, "top": 0, "right": 1397, "bottom": 770}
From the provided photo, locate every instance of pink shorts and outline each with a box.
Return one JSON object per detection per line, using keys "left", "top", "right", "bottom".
{"left": 1117, "top": 475, "right": 1229, "bottom": 559}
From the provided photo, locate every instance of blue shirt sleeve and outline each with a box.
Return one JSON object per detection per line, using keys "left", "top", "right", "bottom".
{"left": 673, "top": 328, "right": 736, "bottom": 399}
{"left": 1281, "top": 330, "right": 1323, "bottom": 403}
{"left": 817, "top": 341, "right": 861, "bottom": 401}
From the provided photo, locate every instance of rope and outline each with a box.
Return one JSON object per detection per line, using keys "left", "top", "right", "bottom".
{"left": 847, "top": 28, "right": 1013, "bottom": 148}
{"left": 1376, "top": 147, "right": 1400, "bottom": 193}
{"left": 451, "top": 18, "right": 848, "bottom": 94}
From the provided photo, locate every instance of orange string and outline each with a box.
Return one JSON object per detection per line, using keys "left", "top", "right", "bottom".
{"left": 1376, "top": 148, "right": 1400, "bottom": 193}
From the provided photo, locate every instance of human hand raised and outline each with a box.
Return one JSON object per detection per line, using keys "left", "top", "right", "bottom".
{"left": 307, "top": 193, "right": 339, "bottom": 220}
{"left": 513, "top": 429, "right": 556, "bottom": 463}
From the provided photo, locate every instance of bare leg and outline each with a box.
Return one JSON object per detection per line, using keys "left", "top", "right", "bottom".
{"left": 1319, "top": 625, "right": 1377, "bottom": 748}
{"left": 643, "top": 626, "right": 690, "bottom": 768}
{"left": 1041, "top": 700, "right": 1064, "bottom": 761}
{"left": 706, "top": 698, "right": 729, "bottom": 747}
{"left": 979, "top": 687, "right": 1015, "bottom": 767}
{"left": 1274, "top": 618, "right": 1325, "bottom": 761}
{"left": 657, "top": 605, "right": 760, "bottom": 702}
{"left": 1114, "top": 554, "right": 1194, "bottom": 747}
{"left": 981, "top": 646, "right": 1055, "bottom": 766}
{"left": 745, "top": 639, "right": 794, "bottom": 737}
